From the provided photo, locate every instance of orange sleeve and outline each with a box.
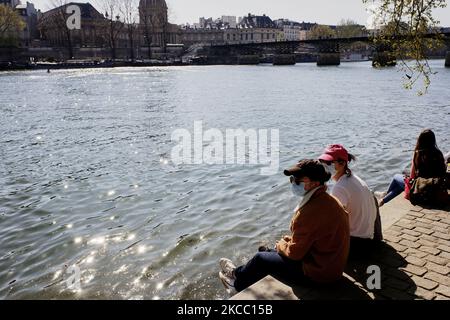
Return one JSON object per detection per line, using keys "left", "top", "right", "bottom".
{"left": 277, "top": 216, "right": 315, "bottom": 261}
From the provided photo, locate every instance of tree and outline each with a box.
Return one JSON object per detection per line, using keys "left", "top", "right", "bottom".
{"left": 121, "top": 0, "right": 138, "bottom": 61}
{"left": 364, "top": 0, "right": 448, "bottom": 95}
{"left": 139, "top": 1, "right": 168, "bottom": 59}
{"left": 96, "top": 0, "right": 124, "bottom": 61}
{"left": 139, "top": 4, "right": 157, "bottom": 59}
{"left": 336, "top": 19, "right": 367, "bottom": 38}
{"left": 307, "top": 25, "right": 336, "bottom": 40}
{"left": 0, "top": 4, "right": 26, "bottom": 46}
{"left": 336, "top": 19, "right": 369, "bottom": 52}
{"left": 38, "top": 0, "right": 75, "bottom": 59}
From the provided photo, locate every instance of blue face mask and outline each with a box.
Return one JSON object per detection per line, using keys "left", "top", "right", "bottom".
{"left": 326, "top": 164, "right": 337, "bottom": 176}
{"left": 327, "top": 179, "right": 336, "bottom": 193}
{"left": 291, "top": 182, "right": 306, "bottom": 197}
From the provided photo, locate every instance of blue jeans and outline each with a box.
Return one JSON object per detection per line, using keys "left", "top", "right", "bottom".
{"left": 382, "top": 174, "right": 405, "bottom": 204}
{"left": 233, "top": 249, "right": 307, "bottom": 292}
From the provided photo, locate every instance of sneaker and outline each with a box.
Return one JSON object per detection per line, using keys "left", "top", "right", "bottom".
{"left": 374, "top": 191, "right": 387, "bottom": 200}
{"left": 374, "top": 191, "right": 387, "bottom": 207}
{"left": 219, "top": 258, "right": 236, "bottom": 279}
{"left": 219, "top": 271, "right": 237, "bottom": 296}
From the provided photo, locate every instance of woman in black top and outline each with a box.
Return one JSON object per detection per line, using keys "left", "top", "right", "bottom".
{"left": 379, "top": 129, "right": 446, "bottom": 206}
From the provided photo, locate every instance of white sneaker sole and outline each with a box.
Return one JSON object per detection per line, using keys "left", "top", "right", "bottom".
{"left": 219, "top": 272, "right": 236, "bottom": 296}
{"left": 219, "top": 258, "right": 236, "bottom": 278}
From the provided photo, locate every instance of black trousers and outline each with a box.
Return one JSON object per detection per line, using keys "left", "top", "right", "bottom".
{"left": 233, "top": 249, "right": 307, "bottom": 292}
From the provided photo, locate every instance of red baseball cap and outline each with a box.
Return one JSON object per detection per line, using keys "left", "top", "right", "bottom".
{"left": 318, "top": 144, "right": 349, "bottom": 162}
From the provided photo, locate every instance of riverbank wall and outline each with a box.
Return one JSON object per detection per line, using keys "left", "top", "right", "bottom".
{"left": 231, "top": 195, "right": 450, "bottom": 300}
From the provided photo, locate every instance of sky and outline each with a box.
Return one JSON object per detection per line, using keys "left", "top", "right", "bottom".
{"left": 29, "top": 0, "right": 450, "bottom": 27}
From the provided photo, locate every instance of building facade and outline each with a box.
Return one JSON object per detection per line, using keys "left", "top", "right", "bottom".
{"left": 282, "top": 24, "right": 301, "bottom": 41}
{"left": 181, "top": 29, "right": 225, "bottom": 46}
{"left": 275, "top": 19, "right": 317, "bottom": 41}
{"left": 181, "top": 13, "right": 283, "bottom": 46}
{"left": 38, "top": 2, "right": 108, "bottom": 48}
{"left": 239, "top": 13, "right": 276, "bottom": 29}
{"left": 15, "top": 1, "right": 38, "bottom": 47}
{"left": 221, "top": 16, "right": 237, "bottom": 29}
{"left": 37, "top": 1, "right": 180, "bottom": 58}
{"left": 224, "top": 28, "right": 283, "bottom": 44}
{"left": 182, "top": 27, "right": 283, "bottom": 46}
{"left": 138, "top": 0, "right": 180, "bottom": 49}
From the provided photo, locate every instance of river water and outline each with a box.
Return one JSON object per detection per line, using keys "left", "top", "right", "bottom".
{"left": 1, "top": 61, "right": 449, "bottom": 300}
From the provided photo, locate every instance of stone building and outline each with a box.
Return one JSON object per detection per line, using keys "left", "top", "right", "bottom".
{"left": 15, "top": 1, "right": 38, "bottom": 47}
{"left": 223, "top": 28, "right": 283, "bottom": 44}
{"left": 274, "top": 19, "right": 317, "bottom": 41}
{"left": 138, "top": 0, "right": 180, "bottom": 51}
{"left": 181, "top": 13, "right": 283, "bottom": 46}
{"left": 37, "top": 1, "right": 180, "bottom": 60}
{"left": 181, "top": 28, "right": 225, "bottom": 46}
{"left": 38, "top": 2, "right": 108, "bottom": 48}
{"left": 239, "top": 13, "right": 276, "bottom": 29}
{"left": 233, "top": 13, "right": 283, "bottom": 44}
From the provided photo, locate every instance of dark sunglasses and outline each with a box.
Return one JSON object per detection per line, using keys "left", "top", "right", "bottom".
{"left": 322, "top": 160, "right": 344, "bottom": 166}
{"left": 289, "top": 176, "right": 302, "bottom": 185}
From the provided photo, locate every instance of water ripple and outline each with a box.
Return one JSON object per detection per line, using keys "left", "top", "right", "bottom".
{"left": 0, "top": 62, "right": 449, "bottom": 299}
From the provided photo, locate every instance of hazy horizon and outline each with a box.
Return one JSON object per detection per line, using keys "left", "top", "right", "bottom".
{"left": 26, "top": 0, "right": 450, "bottom": 27}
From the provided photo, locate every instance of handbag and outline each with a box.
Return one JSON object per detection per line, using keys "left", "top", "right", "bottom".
{"left": 409, "top": 177, "right": 448, "bottom": 207}
{"left": 404, "top": 176, "right": 413, "bottom": 200}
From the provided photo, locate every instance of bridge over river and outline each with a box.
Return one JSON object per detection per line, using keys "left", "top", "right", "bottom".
{"left": 189, "top": 32, "right": 450, "bottom": 67}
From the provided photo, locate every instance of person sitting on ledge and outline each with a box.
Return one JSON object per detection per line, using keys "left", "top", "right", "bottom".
{"left": 378, "top": 129, "right": 447, "bottom": 207}
{"left": 446, "top": 151, "right": 450, "bottom": 189}
{"left": 218, "top": 159, "right": 350, "bottom": 295}
{"left": 318, "top": 144, "right": 382, "bottom": 257}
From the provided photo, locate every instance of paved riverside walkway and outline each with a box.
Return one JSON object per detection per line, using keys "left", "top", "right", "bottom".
{"left": 231, "top": 195, "right": 450, "bottom": 300}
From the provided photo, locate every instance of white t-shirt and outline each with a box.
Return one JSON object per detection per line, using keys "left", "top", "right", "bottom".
{"left": 330, "top": 174, "right": 377, "bottom": 239}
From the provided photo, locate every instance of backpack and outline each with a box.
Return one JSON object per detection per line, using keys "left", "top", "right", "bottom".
{"left": 409, "top": 177, "right": 448, "bottom": 207}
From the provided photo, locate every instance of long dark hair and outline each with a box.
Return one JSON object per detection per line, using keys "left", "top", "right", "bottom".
{"left": 413, "top": 129, "right": 446, "bottom": 177}
{"left": 341, "top": 153, "right": 356, "bottom": 177}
